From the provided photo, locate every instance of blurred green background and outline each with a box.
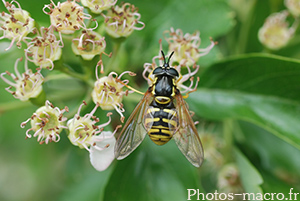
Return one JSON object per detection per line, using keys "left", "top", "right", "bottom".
{"left": 1, "top": 0, "right": 300, "bottom": 201}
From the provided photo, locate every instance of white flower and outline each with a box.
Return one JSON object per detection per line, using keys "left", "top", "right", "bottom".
{"left": 81, "top": 0, "right": 117, "bottom": 14}
{"left": 91, "top": 71, "right": 135, "bottom": 122}
{"left": 67, "top": 101, "right": 120, "bottom": 171}
{"left": 0, "top": 0, "right": 35, "bottom": 50}
{"left": 164, "top": 27, "right": 216, "bottom": 67}
{"left": 285, "top": 0, "right": 300, "bottom": 17}
{"left": 67, "top": 102, "right": 106, "bottom": 151}
{"left": 90, "top": 131, "right": 116, "bottom": 171}
{"left": 20, "top": 100, "right": 68, "bottom": 144}
{"left": 72, "top": 30, "right": 106, "bottom": 60}
{"left": 25, "top": 26, "right": 63, "bottom": 70}
{"left": 43, "top": 0, "right": 92, "bottom": 34}
{"left": 258, "top": 10, "right": 296, "bottom": 50}
{"left": 1, "top": 58, "right": 44, "bottom": 101}
{"left": 103, "top": 3, "right": 145, "bottom": 38}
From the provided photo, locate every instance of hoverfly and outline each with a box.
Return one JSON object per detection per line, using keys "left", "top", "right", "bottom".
{"left": 115, "top": 51, "right": 204, "bottom": 167}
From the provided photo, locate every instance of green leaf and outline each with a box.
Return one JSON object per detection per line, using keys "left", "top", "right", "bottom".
{"left": 188, "top": 53, "right": 300, "bottom": 149}
{"left": 260, "top": 170, "right": 300, "bottom": 198}
{"left": 199, "top": 53, "right": 300, "bottom": 101}
{"left": 104, "top": 138, "right": 203, "bottom": 201}
{"left": 58, "top": 166, "right": 114, "bottom": 201}
{"left": 189, "top": 89, "right": 300, "bottom": 149}
{"left": 238, "top": 121, "right": 300, "bottom": 175}
{"left": 235, "top": 148, "right": 263, "bottom": 200}
{"left": 167, "top": 0, "right": 235, "bottom": 39}
{"left": 129, "top": 0, "right": 235, "bottom": 67}
{"left": 135, "top": 0, "right": 235, "bottom": 39}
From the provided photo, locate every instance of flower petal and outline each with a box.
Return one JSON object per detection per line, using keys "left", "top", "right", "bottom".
{"left": 89, "top": 131, "right": 116, "bottom": 171}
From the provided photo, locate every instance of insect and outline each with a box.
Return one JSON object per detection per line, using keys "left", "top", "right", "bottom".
{"left": 115, "top": 51, "right": 204, "bottom": 167}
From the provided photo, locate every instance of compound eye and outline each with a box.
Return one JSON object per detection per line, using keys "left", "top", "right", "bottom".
{"left": 153, "top": 67, "right": 163, "bottom": 75}
{"left": 168, "top": 68, "right": 179, "bottom": 77}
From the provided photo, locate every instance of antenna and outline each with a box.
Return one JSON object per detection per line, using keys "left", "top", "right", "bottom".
{"left": 167, "top": 51, "right": 174, "bottom": 65}
{"left": 161, "top": 50, "right": 174, "bottom": 67}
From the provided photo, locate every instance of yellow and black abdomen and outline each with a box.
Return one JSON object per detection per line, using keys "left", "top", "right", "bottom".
{"left": 144, "top": 98, "right": 178, "bottom": 145}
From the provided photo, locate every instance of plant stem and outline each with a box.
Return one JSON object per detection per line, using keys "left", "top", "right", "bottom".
{"left": 58, "top": 63, "right": 94, "bottom": 87}
{"left": 0, "top": 101, "right": 31, "bottom": 114}
{"left": 105, "top": 39, "right": 123, "bottom": 74}
{"left": 64, "top": 86, "right": 93, "bottom": 119}
{"left": 0, "top": 86, "right": 85, "bottom": 114}
{"left": 237, "top": 0, "right": 256, "bottom": 53}
{"left": 223, "top": 118, "right": 234, "bottom": 162}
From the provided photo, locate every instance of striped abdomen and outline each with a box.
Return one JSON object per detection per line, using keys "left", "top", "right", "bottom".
{"left": 144, "top": 99, "right": 178, "bottom": 145}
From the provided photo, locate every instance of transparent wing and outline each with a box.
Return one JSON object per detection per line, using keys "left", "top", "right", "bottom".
{"left": 114, "top": 91, "right": 153, "bottom": 160}
{"left": 173, "top": 93, "right": 204, "bottom": 167}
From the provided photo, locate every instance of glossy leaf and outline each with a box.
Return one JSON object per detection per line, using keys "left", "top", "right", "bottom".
{"left": 238, "top": 121, "right": 300, "bottom": 176}
{"left": 136, "top": 0, "right": 235, "bottom": 38}
{"left": 104, "top": 138, "right": 203, "bottom": 201}
{"left": 235, "top": 149, "right": 264, "bottom": 199}
{"left": 188, "top": 54, "right": 300, "bottom": 149}
{"left": 189, "top": 89, "right": 300, "bottom": 149}
{"left": 199, "top": 53, "right": 300, "bottom": 101}
{"left": 58, "top": 166, "right": 114, "bottom": 201}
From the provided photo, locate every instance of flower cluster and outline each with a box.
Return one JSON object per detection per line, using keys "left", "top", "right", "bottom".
{"left": 67, "top": 101, "right": 120, "bottom": 171}
{"left": 20, "top": 99, "right": 120, "bottom": 171}
{"left": 0, "top": 0, "right": 145, "bottom": 172}
{"left": 258, "top": 1, "right": 299, "bottom": 50}
{"left": 0, "top": 0, "right": 215, "bottom": 172}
